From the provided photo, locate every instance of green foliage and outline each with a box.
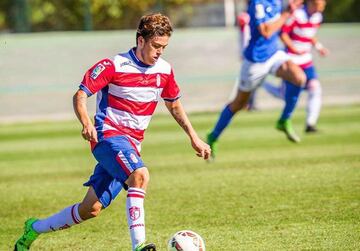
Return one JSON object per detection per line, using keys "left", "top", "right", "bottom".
{"left": 2, "top": 0, "right": 358, "bottom": 32}
{"left": 1, "top": 105, "right": 360, "bottom": 250}
{"left": 324, "top": 0, "right": 360, "bottom": 22}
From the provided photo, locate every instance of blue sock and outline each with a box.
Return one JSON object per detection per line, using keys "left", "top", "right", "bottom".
{"left": 211, "top": 104, "right": 235, "bottom": 140}
{"left": 280, "top": 81, "right": 302, "bottom": 121}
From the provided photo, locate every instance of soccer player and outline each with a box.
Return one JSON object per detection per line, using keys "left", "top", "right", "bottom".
{"left": 14, "top": 13, "right": 211, "bottom": 251}
{"left": 263, "top": 0, "right": 328, "bottom": 132}
{"left": 207, "top": 0, "right": 306, "bottom": 159}
{"left": 237, "top": 7, "right": 259, "bottom": 111}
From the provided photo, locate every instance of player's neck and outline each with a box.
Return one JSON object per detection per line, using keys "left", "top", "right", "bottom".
{"left": 134, "top": 47, "right": 146, "bottom": 65}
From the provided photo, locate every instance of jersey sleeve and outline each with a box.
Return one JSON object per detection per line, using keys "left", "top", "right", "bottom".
{"left": 79, "top": 59, "right": 115, "bottom": 96}
{"left": 161, "top": 69, "right": 181, "bottom": 102}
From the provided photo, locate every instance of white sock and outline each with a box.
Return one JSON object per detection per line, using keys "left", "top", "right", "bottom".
{"left": 306, "top": 80, "right": 322, "bottom": 126}
{"left": 126, "top": 187, "right": 146, "bottom": 250}
{"left": 32, "top": 203, "right": 83, "bottom": 233}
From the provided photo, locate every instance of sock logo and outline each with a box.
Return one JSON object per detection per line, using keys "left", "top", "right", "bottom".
{"left": 129, "top": 206, "right": 141, "bottom": 221}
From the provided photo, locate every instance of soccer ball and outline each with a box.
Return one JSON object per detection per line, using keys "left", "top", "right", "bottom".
{"left": 167, "top": 230, "right": 206, "bottom": 251}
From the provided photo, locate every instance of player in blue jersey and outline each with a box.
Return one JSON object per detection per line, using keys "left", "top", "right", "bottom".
{"left": 207, "top": 0, "right": 306, "bottom": 159}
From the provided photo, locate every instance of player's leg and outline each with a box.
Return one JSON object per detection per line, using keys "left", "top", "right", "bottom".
{"left": 92, "top": 136, "right": 155, "bottom": 251}
{"left": 247, "top": 89, "right": 258, "bottom": 111}
{"left": 303, "top": 66, "right": 321, "bottom": 132}
{"left": 207, "top": 59, "right": 265, "bottom": 159}
{"left": 125, "top": 168, "right": 156, "bottom": 251}
{"left": 14, "top": 183, "right": 107, "bottom": 250}
{"left": 305, "top": 79, "right": 322, "bottom": 132}
{"left": 207, "top": 90, "right": 252, "bottom": 160}
{"left": 262, "top": 80, "right": 285, "bottom": 99}
{"left": 274, "top": 58, "right": 306, "bottom": 142}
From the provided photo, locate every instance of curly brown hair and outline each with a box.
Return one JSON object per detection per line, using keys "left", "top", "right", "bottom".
{"left": 136, "top": 13, "right": 173, "bottom": 44}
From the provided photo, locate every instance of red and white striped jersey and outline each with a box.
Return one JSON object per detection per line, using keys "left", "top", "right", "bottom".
{"left": 79, "top": 48, "right": 180, "bottom": 151}
{"left": 282, "top": 7, "right": 323, "bottom": 69}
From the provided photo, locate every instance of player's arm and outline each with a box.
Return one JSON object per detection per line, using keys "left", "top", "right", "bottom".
{"left": 280, "top": 32, "right": 306, "bottom": 55}
{"left": 257, "top": 0, "right": 303, "bottom": 39}
{"left": 73, "top": 89, "right": 98, "bottom": 142}
{"left": 311, "top": 37, "right": 329, "bottom": 56}
{"left": 165, "top": 99, "right": 211, "bottom": 160}
{"left": 73, "top": 59, "right": 114, "bottom": 142}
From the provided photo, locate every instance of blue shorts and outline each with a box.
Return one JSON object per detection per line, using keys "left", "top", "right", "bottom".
{"left": 303, "top": 65, "right": 318, "bottom": 89}
{"left": 83, "top": 135, "right": 145, "bottom": 208}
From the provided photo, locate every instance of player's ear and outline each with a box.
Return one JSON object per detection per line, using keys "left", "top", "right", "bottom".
{"left": 137, "top": 36, "right": 145, "bottom": 49}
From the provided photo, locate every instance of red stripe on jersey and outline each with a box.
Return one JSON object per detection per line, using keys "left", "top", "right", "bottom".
{"left": 290, "top": 33, "right": 313, "bottom": 43}
{"left": 104, "top": 118, "right": 145, "bottom": 141}
{"left": 112, "top": 72, "right": 167, "bottom": 88}
{"left": 116, "top": 155, "right": 132, "bottom": 176}
{"left": 299, "top": 61, "right": 313, "bottom": 69}
{"left": 127, "top": 193, "right": 145, "bottom": 199}
{"left": 295, "top": 21, "right": 320, "bottom": 28}
{"left": 287, "top": 47, "right": 310, "bottom": 54}
{"left": 108, "top": 94, "right": 158, "bottom": 116}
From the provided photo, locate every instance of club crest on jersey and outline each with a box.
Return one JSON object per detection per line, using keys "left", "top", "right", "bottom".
{"left": 130, "top": 153, "right": 139, "bottom": 163}
{"left": 156, "top": 74, "right": 161, "bottom": 87}
{"left": 129, "top": 206, "right": 141, "bottom": 221}
{"left": 90, "top": 63, "right": 105, "bottom": 79}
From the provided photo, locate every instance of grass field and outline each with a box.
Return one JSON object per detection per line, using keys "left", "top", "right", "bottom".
{"left": 1, "top": 105, "right": 359, "bottom": 250}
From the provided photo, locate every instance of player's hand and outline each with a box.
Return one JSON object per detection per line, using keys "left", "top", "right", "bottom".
{"left": 318, "top": 47, "right": 329, "bottom": 57}
{"left": 191, "top": 136, "right": 211, "bottom": 160}
{"left": 82, "top": 123, "right": 98, "bottom": 143}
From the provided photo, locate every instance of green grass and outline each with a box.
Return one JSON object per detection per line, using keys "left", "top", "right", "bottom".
{"left": 1, "top": 105, "right": 359, "bottom": 250}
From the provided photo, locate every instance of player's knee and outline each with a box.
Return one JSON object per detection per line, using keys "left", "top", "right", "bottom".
{"left": 308, "top": 79, "right": 321, "bottom": 94}
{"left": 127, "top": 167, "right": 150, "bottom": 189}
{"left": 291, "top": 66, "right": 306, "bottom": 86}
{"left": 79, "top": 201, "right": 103, "bottom": 220}
{"left": 229, "top": 94, "right": 249, "bottom": 112}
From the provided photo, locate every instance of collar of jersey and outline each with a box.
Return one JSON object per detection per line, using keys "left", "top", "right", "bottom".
{"left": 129, "top": 47, "right": 153, "bottom": 68}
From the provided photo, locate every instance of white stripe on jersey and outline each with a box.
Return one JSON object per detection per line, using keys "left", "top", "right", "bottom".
{"left": 288, "top": 52, "right": 313, "bottom": 66}
{"left": 292, "top": 40, "right": 312, "bottom": 52}
{"left": 113, "top": 54, "right": 172, "bottom": 74}
{"left": 106, "top": 107, "right": 152, "bottom": 131}
{"left": 108, "top": 84, "right": 163, "bottom": 103}
{"left": 293, "top": 26, "right": 318, "bottom": 39}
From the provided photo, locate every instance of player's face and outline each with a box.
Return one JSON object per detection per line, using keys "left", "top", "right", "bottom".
{"left": 137, "top": 35, "right": 169, "bottom": 66}
{"left": 308, "top": 0, "right": 326, "bottom": 13}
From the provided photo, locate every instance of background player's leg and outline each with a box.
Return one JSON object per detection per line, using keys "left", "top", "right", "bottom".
{"left": 276, "top": 61, "right": 306, "bottom": 142}
{"left": 306, "top": 79, "right": 322, "bottom": 132}
{"left": 263, "top": 81, "right": 284, "bottom": 99}
{"left": 207, "top": 90, "right": 251, "bottom": 159}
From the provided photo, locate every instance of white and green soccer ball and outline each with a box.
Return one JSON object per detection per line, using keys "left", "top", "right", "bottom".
{"left": 167, "top": 230, "right": 205, "bottom": 251}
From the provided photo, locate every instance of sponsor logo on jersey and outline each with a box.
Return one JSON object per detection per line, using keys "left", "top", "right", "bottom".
{"left": 90, "top": 63, "right": 106, "bottom": 79}
{"left": 130, "top": 153, "right": 138, "bottom": 163}
{"left": 120, "top": 61, "right": 133, "bottom": 67}
{"left": 129, "top": 206, "right": 141, "bottom": 221}
{"left": 103, "top": 60, "right": 111, "bottom": 66}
